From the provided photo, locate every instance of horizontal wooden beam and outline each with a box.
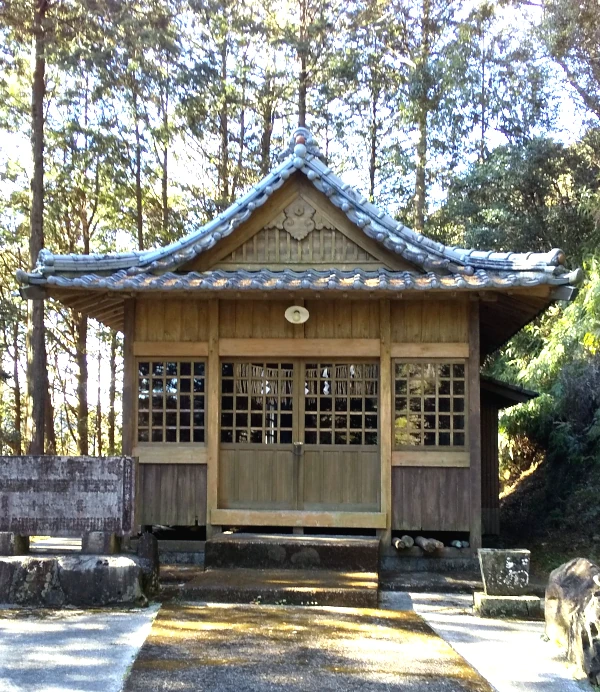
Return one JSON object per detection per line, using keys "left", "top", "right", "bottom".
{"left": 211, "top": 509, "right": 387, "bottom": 529}
{"left": 391, "top": 343, "right": 469, "bottom": 359}
{"left": 133, "top": 444, "right": 207, "bottom": 465}
{"left": 133, "top": 341, "right": 209, "bottom": 357}
{"left": 392, "top": 450, "right": 470, "bottom": 468}
{"left": 219, "top": 338, "right": 380, "bottom": 357}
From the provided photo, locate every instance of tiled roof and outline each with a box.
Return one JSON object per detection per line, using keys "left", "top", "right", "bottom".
{"left": 26, "top": 266, "right": 581, "bottom": 293}
{"left": 16, "top": 127, "right": 582, "bottom": 292}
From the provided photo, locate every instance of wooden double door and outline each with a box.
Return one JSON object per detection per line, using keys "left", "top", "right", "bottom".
{"left": 218, "top": 360, "right": 381, "bottom": 512}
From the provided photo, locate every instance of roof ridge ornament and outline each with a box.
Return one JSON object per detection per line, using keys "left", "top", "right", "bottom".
{"left": 278, "top": 127, "right": 325, "bottom": 162}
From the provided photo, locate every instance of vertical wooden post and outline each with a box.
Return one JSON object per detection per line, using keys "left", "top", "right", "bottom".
{"left": 468, "top": 299, "right": 482, "bottom": 551}
{"left": 122, "top": 299, "right": 136, "bottom": 457}
{"left": 206, "top": 299, "right": 220, "bottom": 539}
{"left": 122, "top": 299, "right": 139, "bottom": 531}
{"left": 379, "top": 299, "right": 392, "bottom": 549}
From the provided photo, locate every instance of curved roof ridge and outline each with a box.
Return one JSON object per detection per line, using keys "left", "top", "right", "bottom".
{"left": 22, "top": 127, "right": 574, "bottom": 284}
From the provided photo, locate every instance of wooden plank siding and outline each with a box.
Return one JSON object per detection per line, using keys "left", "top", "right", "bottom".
{"left": 391, "top": 467, "right": 470, "bottom": 531}
{"left": 129, "top": 294, "right": 482, "bottom": 539}
{"left": 138, "top": 464, "right": 207, "bottom": 526}
{"left": 391, "top": 299, "right": 469, "bottom": 343}
{"left": 481, "top": 395, "right": 500, "bottom": 535}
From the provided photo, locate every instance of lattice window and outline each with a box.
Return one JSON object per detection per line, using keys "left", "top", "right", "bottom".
{"left": 137, "top": 361, "right": 206, "bottom": 443}
{"left": 304, "top": 363, "right": 379, "bottom": 445}
{"left": 221, "top": 362, "right": 294, "bottom": 444}
{"left": 393, "top": 361, "right": 466, "bottom": 447}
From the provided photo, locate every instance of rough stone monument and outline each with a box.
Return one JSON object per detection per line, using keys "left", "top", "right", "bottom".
{"left": 545, "top": 557, "right": 600, "bottom": 685}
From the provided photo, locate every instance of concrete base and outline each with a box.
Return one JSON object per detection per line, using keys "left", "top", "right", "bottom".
{"left": 82, "top": 531, "right": 121, "bottom": 555}
{"left": 473, "top": 592, "right": 544, "bottom": 619}
{"left": 183, "top": 568, "right": 379, "bottom": 607}
{"left": 0, "top": 554, "right": 156, "bottom": 607}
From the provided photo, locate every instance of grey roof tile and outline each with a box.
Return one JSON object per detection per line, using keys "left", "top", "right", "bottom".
{"left": 17, "top": 128, "right": 581, "bottom": 292}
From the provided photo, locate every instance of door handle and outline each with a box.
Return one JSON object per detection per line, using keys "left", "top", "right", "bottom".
{"left": 292, "top": 442, "right": 304, "bottom": 457}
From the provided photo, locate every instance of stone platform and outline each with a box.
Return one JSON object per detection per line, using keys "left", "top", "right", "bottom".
{"left": 204, "top": 533, "right": 380, "bottom": 572}
{"left": 182, "top": 567, "right": 379, "bottom": 607}
{"left": 473, "top": 591, "right": 544, "bottom": 619}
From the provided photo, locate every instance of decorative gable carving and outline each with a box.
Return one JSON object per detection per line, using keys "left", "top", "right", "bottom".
{"left": 267, "top": 199, "right": 329, "bottom": 241}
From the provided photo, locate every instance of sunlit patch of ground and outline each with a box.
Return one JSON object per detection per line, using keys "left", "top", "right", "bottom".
{"left": 124, "top": 603, "right": 493, "bottom": 691}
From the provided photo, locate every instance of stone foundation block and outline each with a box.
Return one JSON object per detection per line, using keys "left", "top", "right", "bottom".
{"left": 473, "top": 591, "right": 544, "bottom": 619}
{"left": 82, "top": 531, "right": 121, "bottom": 555}
{"left": 0, "top": 555, "right": 153, "bottom": 607}
{"left": 137, "top": 533, "right": 160, "bottom": 597}
{"left": 0, "top": 533, "right": 30, "bottom": 556}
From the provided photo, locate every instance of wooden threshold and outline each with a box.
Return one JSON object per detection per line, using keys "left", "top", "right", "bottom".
{"left": 218, "top": 338, "right": 380, "bottom": 357}
{"left": 133, "top": 445, "right": 207, "bottom": 465}
{"left": 392, "top": 450, "right": 470, "bottom": 467}
{"left": 211, "top": 509, "right": 387, "bottom": 529}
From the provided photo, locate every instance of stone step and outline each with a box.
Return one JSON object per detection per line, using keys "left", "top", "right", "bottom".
{"left": 181, "top": 568, "right": 379, "bottom": 607}
{"left": 204, "top": 533, "right": 380, "bottom": 572}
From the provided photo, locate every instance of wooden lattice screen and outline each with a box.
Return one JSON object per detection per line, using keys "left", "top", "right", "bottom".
{"left": 393, "top": 361, "right": 466, "bottom": 447}
{"left": 304, "top": 362, "right": 379, "bottom": 445}
{"left": 137, "top": 360, "right": 206, "bottom": 443}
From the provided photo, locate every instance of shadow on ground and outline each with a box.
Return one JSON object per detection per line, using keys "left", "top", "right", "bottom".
{"left": 124, "top": 603, "right": 493, "bottom": 691}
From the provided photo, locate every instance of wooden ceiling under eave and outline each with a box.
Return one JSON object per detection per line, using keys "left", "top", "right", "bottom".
{"left": 48, "top": 290, "right": 125, "bottom": 332}
{"left": 479, "top": 289, "right": 552, "bottom": 357}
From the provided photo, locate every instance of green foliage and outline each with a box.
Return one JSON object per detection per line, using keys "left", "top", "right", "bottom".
{"left": 435, "top": 138, "right": 600, "bottom": 261}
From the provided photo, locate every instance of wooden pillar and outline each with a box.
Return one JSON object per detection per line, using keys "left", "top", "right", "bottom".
{"left": 378, "top": 299, "right": 392, "bottom": 548}
{"left": 122, "top": 299, "right": 136, "bottom": 457}
{"left": 206, "top": 299, "right": 220, "bottom": 538}
{"left": 468, "top": 299, "right": 482, "bottom": 551}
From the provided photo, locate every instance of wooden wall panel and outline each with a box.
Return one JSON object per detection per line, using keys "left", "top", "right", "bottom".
{"left": 391, "top": 467, "right": 470, "bottom": 531}
{"left": 135, "top": 299, "right": 208, "bottom": 342}
{"left": 215, "top": 226, "right": 384, "bottom": 269}
{"left": 138, "top": 464, "right": 207, "bottom": 525}
{"left": 219, "top": 300, "right": 297, "bottom": 339}
{"left": 391, "top": 300, "right": 468, "bottom": 343}
{"left": 302, "top": 449, "right": 380, "bottom": 511}
{"left": 218, "top": 448, "right": 297, "bottom": 509}
{"left": 481, "top": 395, "right": 500, "bottom": 535}
{"left": 304, "top": 300, "right": 380, "bottom": 339}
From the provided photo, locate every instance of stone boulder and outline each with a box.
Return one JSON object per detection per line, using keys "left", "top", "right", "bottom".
{"left": 0, "top": 554, "right": 154, "bottom": 607}
{"left": 545, "top": 557, "right": 600, "bottom": 685}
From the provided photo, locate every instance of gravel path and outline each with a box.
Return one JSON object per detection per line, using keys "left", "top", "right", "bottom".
{"left": 123, "top": 602, "right": 493, "bottom": 691}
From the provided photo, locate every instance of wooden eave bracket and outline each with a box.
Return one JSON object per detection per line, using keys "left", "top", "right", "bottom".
{"left": 550, "top": 285, "right": 579, "bottom": 302}
{"left": 19, "top": 285, "right": 47, "bottom": 300}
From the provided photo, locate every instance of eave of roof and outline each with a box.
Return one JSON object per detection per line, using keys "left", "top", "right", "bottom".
{"left": 16, "top": 127, "right": 583, "bottom": 293}
{"left": 20, "top": 267, "right": 583, "bottom": 294}
{"left": 481, "top": 375, "right": 538, "bottom": 408}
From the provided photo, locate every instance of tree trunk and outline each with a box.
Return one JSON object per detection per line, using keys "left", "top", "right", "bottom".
{"left": 413, "top": 0, "right": 431, "bottom": 233}
{"left": 27, "top": 0, "right": 48, "bottom": 455}
{"left": 369, "top": 90, "right": 379, "bottom": 200}
{"left": 133, "top": 89, "right": 144, "bottom": 251}
{"left": 298, "top": 0, "right": 308, "bottom": 128}
{"left": 75, "top": 312, "right": 88, "bottom": 455}
{"left": 260, "top": 76, "right": 274, "bottom": 176}
{"left": 12, "top": 321, "right": 22, "bottom": 455}
{"left": 218, "top": 41, "right": 229, "bottom": 206}
{"left": 161, "top": 75, "right": 169, "bottom": 237}
{"left": 96, "top": 345, "right": 102, "bottom": 456}
{"left": 108, "top": 331, "right": 117, "bottom": 455}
